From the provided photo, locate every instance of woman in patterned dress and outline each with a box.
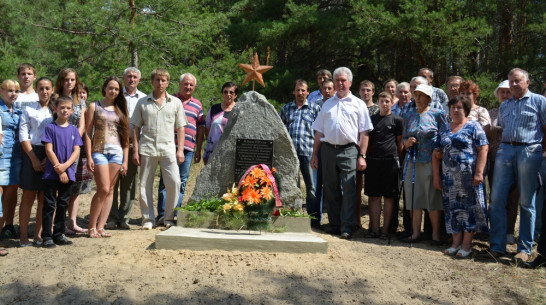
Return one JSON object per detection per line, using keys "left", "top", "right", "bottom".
{"left": 434, "top": 96, "right": 489, "bottom": 258}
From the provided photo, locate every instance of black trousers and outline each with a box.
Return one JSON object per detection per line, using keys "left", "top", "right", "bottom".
{"left": 42, "top": 179, "right": 72, "bottom": 241}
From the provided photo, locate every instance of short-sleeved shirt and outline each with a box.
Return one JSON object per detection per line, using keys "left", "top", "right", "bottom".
{"left": 279, "top": 99, "right": 321, "bottom": 156}
{"left": 14, "top": 92, "right": 39, "bottom": 111}
{"left": 433, "top": 87, "right": 449, "bottom": 110}
{"left": 307, "top": 90, "right": 322, "bottom": 104}
{"left": 203, "top": 104, "right": 232, "bottom": 162}
{"left": 19, "top": 102, "right": 54, "bottom": 146}
{"left": 368, "top": 113, "right": 403, "bottom": 158}
{"left": 173, "top": 94, "right": 205, "bottom": 152}
{"left": 124, "top": 87, "right": 146, "bottom": 135}
{"left": 367, "top": 104, "right": 379, "bottom": 116}
{"left": 42, "top": 122, "right": 83, "bottom": 181}
{"left": 400, "top": 98, "right": 444, "bottom": 120}
{"left": 499, "top": 90, "right": 546, "bottom": 144}
{"left": 468, "top": 106, "right": 491, "bottom": 127}
{"left": 402, "top": 107, "right": 448, "bottom": 163}
{"left": 0, "top": 100, "right": 22, "bottom": 158}
{"left": 312, "top": 92, "right": 373, "bottom": 145}
{"left": 130, "top": 92, "right": 188, "bottom": 157}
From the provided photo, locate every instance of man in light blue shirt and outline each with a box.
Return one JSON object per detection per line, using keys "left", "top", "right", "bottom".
{"left": 489, "top": 68, "right": 546, "bottom": 263}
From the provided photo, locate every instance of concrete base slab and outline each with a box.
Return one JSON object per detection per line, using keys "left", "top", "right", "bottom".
{"left": 156, "top": 227, "right": 328, "bottom": 253}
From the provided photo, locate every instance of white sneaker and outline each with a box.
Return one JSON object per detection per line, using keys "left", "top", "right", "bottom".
{"left": 164, "top": 221, "right": 175, "bottom": 229}
{"left": 506, "top": 234, "right": 516, "bottom": 245}
{"left": 142, "top": 222, "right": 153, "bottom": 230}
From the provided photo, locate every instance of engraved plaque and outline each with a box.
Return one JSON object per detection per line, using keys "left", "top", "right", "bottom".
{"left": 235, "top": 139, "right": 274, "bottom": 181}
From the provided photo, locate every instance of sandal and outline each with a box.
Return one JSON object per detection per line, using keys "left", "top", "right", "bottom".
{"left": 0, "top": 248, "right": 7, "bottom": 256}
{"left": 380, "top": 233, "right": 389, "bottom": 241}
{"left": 88, "top": 228, "right": 100, "bottom": 238}
{"left": 444, "top": 246, "right": 461, "bottom": 256}
{"left": 97, "top": 228, "right": 112, "bottom": 238}
{"left": 456, "top": 248, "right": 473, "bottom": 259}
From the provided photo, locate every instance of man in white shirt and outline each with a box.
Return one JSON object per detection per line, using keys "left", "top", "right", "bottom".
{"left": 107, "top": 67, "right": 146, "bottom": 229}
{"left": 15, "top": 63, "right": 39, "bottom": 110}
{"left": 311, "top": 67, "right": 373, "bottom": 239}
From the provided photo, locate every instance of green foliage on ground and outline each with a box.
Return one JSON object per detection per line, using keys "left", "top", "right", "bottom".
{"left": 177, "top": 195, "right": 224, "bottom": 212}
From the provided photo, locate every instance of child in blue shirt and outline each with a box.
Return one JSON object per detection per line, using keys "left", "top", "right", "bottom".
{"left": 41, "top": 96, "right": 83, "bottom": 248}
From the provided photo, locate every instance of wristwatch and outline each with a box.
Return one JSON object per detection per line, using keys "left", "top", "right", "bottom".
{"left": 358, "top": 153, "right": 366, "bottom": 159}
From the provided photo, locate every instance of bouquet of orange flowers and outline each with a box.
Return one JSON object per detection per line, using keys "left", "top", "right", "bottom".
{"left": 239, "top": 166, "right": 275, "bottom": 206}
{"left": 236, "top": 164, "right": 281, "bottom": 230}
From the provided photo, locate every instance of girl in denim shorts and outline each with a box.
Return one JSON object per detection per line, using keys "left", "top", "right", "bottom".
{"left": 85, "top": 76, "right": 129, "bottom": 238}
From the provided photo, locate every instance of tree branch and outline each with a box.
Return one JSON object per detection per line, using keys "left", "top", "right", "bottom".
{"left": 30, "top": 23, "right": 100, "bottom": 36}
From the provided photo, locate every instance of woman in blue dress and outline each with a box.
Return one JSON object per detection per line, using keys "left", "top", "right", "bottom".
{"left": 433, "top": 96, "right": 489, "bottom": 259}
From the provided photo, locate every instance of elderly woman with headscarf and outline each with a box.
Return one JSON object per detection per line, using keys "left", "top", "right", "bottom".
{"left": 402, "top": 84, "right": 448, "bottom": 245}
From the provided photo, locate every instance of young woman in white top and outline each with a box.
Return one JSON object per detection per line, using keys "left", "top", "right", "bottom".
{"left": 18, "top": 77, "right": 55, "bottom": 246}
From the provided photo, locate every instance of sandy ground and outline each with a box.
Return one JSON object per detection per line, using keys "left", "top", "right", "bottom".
{"left": 1, "top": 163, "right": 545, "bottom": 305}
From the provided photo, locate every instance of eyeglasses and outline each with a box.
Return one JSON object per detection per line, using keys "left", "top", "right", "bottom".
{"left": 448, "top": 84, "right": 460, "bottom": 89}
{"left": 223, "top": 90, "right": 235, "bottom": 95}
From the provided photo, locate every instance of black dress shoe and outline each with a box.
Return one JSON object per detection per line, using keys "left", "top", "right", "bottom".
{"left": 522, "top": 255, "right": 546, "bottom": 269}
{"left": 429, "top": 239, "right": 443, "bottom": 246}
{"left": 54, "top": 235, "right": 73, "bottom": 246}
{"left": 325, "top": 226, "right": 341, "bottom": 235}
{"left": 340, "top": 232, "right": 352, "bottom": 240}
{"left": 311, "top": 223, "right": 324, "bottom": 231}
{"left": 402, "top": 236, "right": 422, "bottom": 243}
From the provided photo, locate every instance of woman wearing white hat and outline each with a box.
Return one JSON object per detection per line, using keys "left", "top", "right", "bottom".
{"left": 487, "top": 80, "right": 518, "bottom": 245}
{"left": 402, "top": 84, "right": 448, "bottom": 245}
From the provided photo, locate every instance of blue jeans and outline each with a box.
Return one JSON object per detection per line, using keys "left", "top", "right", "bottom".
{"left": 299, "top": 155, "right": 317, "bottom": 222}
{"left": 534, "top": 157, "right": 546, "bottom": 238}
{"left": 310, "top": 150, "right": 323, "bottom": 226}
{"left": 489, "top": 143, "right": 542, "bottom": 254}
{"left": 157, "top": 150, "right": 193, "bottom": 219}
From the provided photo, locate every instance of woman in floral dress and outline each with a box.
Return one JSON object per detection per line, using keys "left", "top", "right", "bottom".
{"left": 434, "top": 96, "right": 489, "bottom": 258}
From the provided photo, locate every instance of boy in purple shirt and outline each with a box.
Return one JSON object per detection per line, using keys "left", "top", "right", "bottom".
{"left": 41, "top": 96, "right": 83, "bottom": 248}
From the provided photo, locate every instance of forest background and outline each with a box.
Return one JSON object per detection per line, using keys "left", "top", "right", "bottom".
{"left": 0, "top": 0, "right": 544, "bottom": 113}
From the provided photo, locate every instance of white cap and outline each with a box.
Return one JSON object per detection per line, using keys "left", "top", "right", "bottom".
{"left": 494, "top": 80, "right": 509, "bottom": 99}
{"left": 414, "top": 84, "right": 433, "bottom": 99}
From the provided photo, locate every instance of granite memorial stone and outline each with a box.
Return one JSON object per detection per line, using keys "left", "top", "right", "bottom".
{"left": 190, "top": 91, "right": 302, "bottom": 209}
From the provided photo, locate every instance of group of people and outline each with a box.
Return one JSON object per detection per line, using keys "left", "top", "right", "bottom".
{"left": 2, "top": 62, "right": 546, "bottom": 269}
{"left": 0, "top": 63, "right": 239, "bottom": 255}
{"left": 281, "top": 66, "right": 546, "bottom": 268}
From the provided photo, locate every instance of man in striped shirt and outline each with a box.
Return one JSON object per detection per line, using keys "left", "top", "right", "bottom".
{"left": 489, "top": 68, "right": 546, "bottom": 263}
{"left": 156, "top": 73, "right": 204, "bottom": 224}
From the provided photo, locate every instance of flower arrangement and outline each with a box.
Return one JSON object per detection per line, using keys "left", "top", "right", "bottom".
{"left": 234, "top": 164, "right": 281, "bottom": 230}
{"left": 222, "top": 184, "right": 244, "bottom": 213}
{"left": 239, "top": 166, "right": 276, "bottom": 206}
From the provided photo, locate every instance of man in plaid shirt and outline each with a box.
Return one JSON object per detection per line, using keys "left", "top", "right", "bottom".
{"left": 280, "top": 79, "right": 321, "bottom": 223}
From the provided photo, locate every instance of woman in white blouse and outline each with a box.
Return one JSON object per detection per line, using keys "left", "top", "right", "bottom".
{"left": 18, "top": 77, "right": 54, "bottom": 247}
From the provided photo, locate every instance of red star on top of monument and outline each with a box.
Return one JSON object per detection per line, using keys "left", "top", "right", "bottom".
{"left": 238, "top": 53, "right": 273, "bottom": 88}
